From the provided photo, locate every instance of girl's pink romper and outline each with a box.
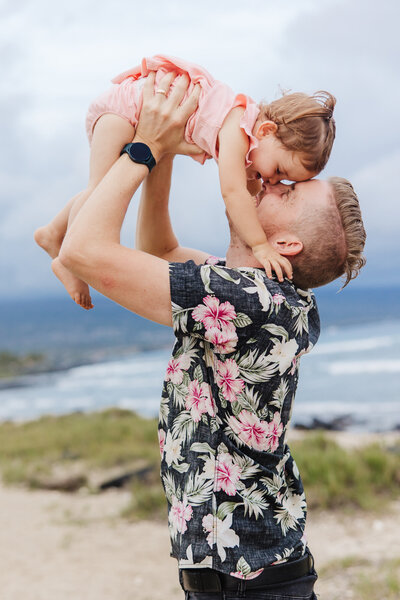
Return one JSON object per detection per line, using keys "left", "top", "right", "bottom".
{"left": 86, "top": 54, "right": 260, "bottom": 166}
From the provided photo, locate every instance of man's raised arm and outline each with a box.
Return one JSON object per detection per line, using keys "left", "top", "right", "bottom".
{"left": 135, "top": 155, "right": 211, "bottom": 264}
{"left": 59, "top": 72, "right": 201, "bottom": 326}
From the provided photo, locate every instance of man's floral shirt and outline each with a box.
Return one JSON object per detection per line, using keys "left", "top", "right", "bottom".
{"left": 160, "top": 259, "right": 320, "bottom": 579}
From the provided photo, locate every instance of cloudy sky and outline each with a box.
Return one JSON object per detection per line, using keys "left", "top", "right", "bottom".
{"left": 1, "top": 0, "right": 399, "bottom": 299}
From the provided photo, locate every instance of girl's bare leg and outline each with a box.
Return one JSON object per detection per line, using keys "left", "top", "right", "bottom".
{"left": 36, "top": 114, "right": 135, "bottom": 309}
{"left": 50, "top": 187, "right": 97, "bottom": 309}
{"left": 34, "top": 195, "right": 77, "bottom": 258}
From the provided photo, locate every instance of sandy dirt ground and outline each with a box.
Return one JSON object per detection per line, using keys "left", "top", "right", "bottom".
{"left": 0, "top": 431, "right": 399, "bottom": 600}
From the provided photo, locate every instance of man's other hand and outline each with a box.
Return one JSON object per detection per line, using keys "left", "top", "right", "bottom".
{"left": 134, "top": 71, "right": 203, "bottom": 161}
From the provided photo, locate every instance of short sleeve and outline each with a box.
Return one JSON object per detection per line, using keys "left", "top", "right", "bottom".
{"left": 233, "top": 94, "right": 260, "bottom": 167}
{"left": 169, "top": 260, "right": 303, "bottom": 356}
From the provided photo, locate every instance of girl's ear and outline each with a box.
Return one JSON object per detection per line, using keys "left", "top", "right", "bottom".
{"left": 255, "top": 120, "right": 278, "bottom": 139}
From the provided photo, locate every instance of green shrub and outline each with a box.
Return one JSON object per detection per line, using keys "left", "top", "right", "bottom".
{"left": 320, "top": 557, "right": 400, "bottom": 600}
{"left": 0, "top": 416, "right": 399, "bottom": 517}
{"left": 122, "top": 480, "right": 166, "bottom": 521}
{"left": 0, "top": 409, "right": 160, "bottom": 485}
{"left": 291, "top": 432, "right": 400, "bottom": 511}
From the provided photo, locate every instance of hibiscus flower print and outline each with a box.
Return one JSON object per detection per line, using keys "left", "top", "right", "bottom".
{"left": 202, "top": 512, "right": 240, "bottom": 562}
{"left": 215, "top": 359, "right": 245, "bottom": 403}
{"left": 269, "top": 338, "right": 299, "bottom": 375}
{"left": 230, "top": 567, "right": 265, "bottom": 580}
{"left": 228, "top": 410, "right": 270, "bottom": 451}
{"left": 228, "top": 410, "right": 283, "bottom": 452}
{"left": 170, "top": 495, "right": 193, "bottom": 534}
{"left": 192, "top": 295, "right": 236, "bottom": 331}
{"left": 205, "top": 255, "right": 220, "bottom": 265}
{"left": 230, "top": 556, "right": 264, "bottom": 580}
{"left": 272, "top": 293, "right": 286, "bottom": 305}
{"left": 215, "top": 454, "right": 242, "bottom": 496}
{"left": 165, "top": 353, "right": 191, "bottom": 385}
{"left": 185, "top": 379, "right": 215, "bottom": 422}
{"left": 158, "top": 429, "right": 166, "bottom": 458}
{"left": 204, "top": 322, "right": 238, "bottom": 354}
{"left": 274, "top": 491, "right": 307, "bottom": 535}
{"left": 201, "top": 453, "right": 242, "bottom": 496}
{"left": 265, "top": 412, "right": 284, "bottom": 452}
{"left": 164, "top": 431, "right": 184, "bottom": 466}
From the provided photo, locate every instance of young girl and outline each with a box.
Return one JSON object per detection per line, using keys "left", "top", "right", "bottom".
{"left": 35, "top": 54, "right": 336, "bottom": 310}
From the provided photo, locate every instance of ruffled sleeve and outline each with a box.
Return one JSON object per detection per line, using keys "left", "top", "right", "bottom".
{"left": 233, "top": 94, "right": 260, "bottom": 167}
{"left": 111, "top": 54, "right": 215, "bottom": 86}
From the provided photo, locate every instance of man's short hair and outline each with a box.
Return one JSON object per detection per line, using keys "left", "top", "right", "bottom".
{"left": 290, "top": 177, "right": 366, "bottom": 289}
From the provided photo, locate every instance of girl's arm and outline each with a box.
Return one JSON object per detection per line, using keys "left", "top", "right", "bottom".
{"left": 135, "top": 154, "right": 211, "bottom": 264}
{"left": 218, "top": 109, "right": 292, "bottom": 281}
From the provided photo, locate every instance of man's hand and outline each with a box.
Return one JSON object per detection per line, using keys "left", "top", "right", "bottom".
{"left": 134, "top": 71, "right": 203, "bottom": 162}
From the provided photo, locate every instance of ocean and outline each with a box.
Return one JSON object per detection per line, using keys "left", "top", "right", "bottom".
{"left": 0, "top": 287, "right": 399, "bottom": 431}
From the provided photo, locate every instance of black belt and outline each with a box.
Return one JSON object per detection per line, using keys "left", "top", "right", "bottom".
{"left": 180, "top": 553, "right": 313, "bottom": 593}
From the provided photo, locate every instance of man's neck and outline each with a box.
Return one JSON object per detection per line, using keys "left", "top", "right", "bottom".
{"left": 225, "top": 237, "right": 261, "bottom": 269}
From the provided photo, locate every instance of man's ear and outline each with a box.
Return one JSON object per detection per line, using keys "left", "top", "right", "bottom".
{"left": 269, "top": 233, "right": 303, "bottom": 256}
{"left": 255, "top": 120, "right": 278, "bottom": 139}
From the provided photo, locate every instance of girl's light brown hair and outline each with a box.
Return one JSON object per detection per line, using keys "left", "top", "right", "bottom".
{"left": 258, "top": 91, "right": 336, "bottom": 173}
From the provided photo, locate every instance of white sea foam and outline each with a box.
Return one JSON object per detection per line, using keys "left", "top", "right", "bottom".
{"left": 0, "top": 322, "right": 399, "bottom": 429}
{"left": 55, "top": 374, "right": 163, "bottom": 391}
{"left": 314, "top": 335, "right": 395, "bottom": 355}
{"left": 64, "top": 395, "right": 96, "bottom": 408}
{"left": 327, "top": 359, "right": 400, "bottom": 375}
{"left": 33, "top": 397, "right": 55, "bottom": 409}
{"left": 297, "top": 400, "right": 398, "bottom": 414}
{"left": 2, "top": 399, "right": 28, "bottom": 412}
{"left": 115, "top": 397, "right": 161, "bottom": 414}
{"left": 70, "top": 358, "right": 167, "bottom": 378}
{"left": 0, "top": 400, "right": 28, "bottom": 417}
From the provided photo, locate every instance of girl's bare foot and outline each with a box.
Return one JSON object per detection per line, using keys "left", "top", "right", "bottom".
{"left": 51, "top": 257, "right": 93, "bottom": 310}
{"left": 34, "top": 224, "right": 65, "bottom": 259}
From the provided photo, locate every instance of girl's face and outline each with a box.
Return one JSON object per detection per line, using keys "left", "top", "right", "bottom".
{"left": 247, "top": 123, "right": 316, "bottom": 185}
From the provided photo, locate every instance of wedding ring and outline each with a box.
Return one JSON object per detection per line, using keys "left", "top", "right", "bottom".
{"left": 155, "top": 88, "right": 167, "bottom": 95}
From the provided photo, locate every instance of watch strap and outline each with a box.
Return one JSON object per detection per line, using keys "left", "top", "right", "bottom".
{"left": 120, "top": 142, "right": 156, "bottom": 172}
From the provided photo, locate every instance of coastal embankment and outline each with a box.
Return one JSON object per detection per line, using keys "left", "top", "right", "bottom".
{"left": 0, "top": 411, "right": 399, "bottom": 600}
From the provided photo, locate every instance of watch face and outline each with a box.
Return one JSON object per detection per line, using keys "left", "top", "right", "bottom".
{"left": 129, "top": 142, "right": 152, "bottom": 162}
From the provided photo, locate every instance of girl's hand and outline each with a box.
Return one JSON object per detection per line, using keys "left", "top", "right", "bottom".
{"left": 252, "top": 242, "right": 293, "bottom": 282}
{"left": 134, "top": 71, "right": 203, "bottom": 161}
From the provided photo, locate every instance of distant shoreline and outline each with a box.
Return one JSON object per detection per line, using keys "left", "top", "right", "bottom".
{"left": 1, "top": 304, "right": 399, "bottom": 432}
{"left": 0, "top": 404, "right": 398, "bottom": 434}
{"left": 0, "top": 343, "right": 172, "bottom": 386}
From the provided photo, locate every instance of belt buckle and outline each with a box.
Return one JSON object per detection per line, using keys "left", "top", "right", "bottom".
{"left": 181, "top": 569, "right": 222, "bottom": 593}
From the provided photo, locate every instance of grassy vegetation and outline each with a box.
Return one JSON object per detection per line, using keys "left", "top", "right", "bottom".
{"left": 320, "top": 557, "right": 400, "bottom": 600}
{"left": 0, "top": 351, "right": 46, "bottom": 378}
{"left": 122, "top": 479, "right": 167, "bottom": 521}
{"left": 0, "top": 409, "right": 160, "bottom": 487}
{"left": 291, "top": 432, "right": 400, "bottom": 511}
{"left": 0, "top": 411, "right": 398, "bottom": 520}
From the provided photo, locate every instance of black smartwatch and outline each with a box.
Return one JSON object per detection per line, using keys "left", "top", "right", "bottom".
{"left": 120, "top": 142, "right": 156, "bottom": 172}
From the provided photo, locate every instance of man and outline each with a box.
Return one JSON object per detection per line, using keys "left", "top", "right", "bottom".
{"left": 59, "top": 72, "right": 366, "bottom": 599}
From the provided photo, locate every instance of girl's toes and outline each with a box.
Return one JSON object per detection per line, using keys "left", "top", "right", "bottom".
{"left": 74, "top": 292, "right": 82, "bottom": 306}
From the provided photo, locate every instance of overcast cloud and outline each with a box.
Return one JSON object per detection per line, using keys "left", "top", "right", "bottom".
{"left": 0, "top": 0, "right": 399, "bottom": 297}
